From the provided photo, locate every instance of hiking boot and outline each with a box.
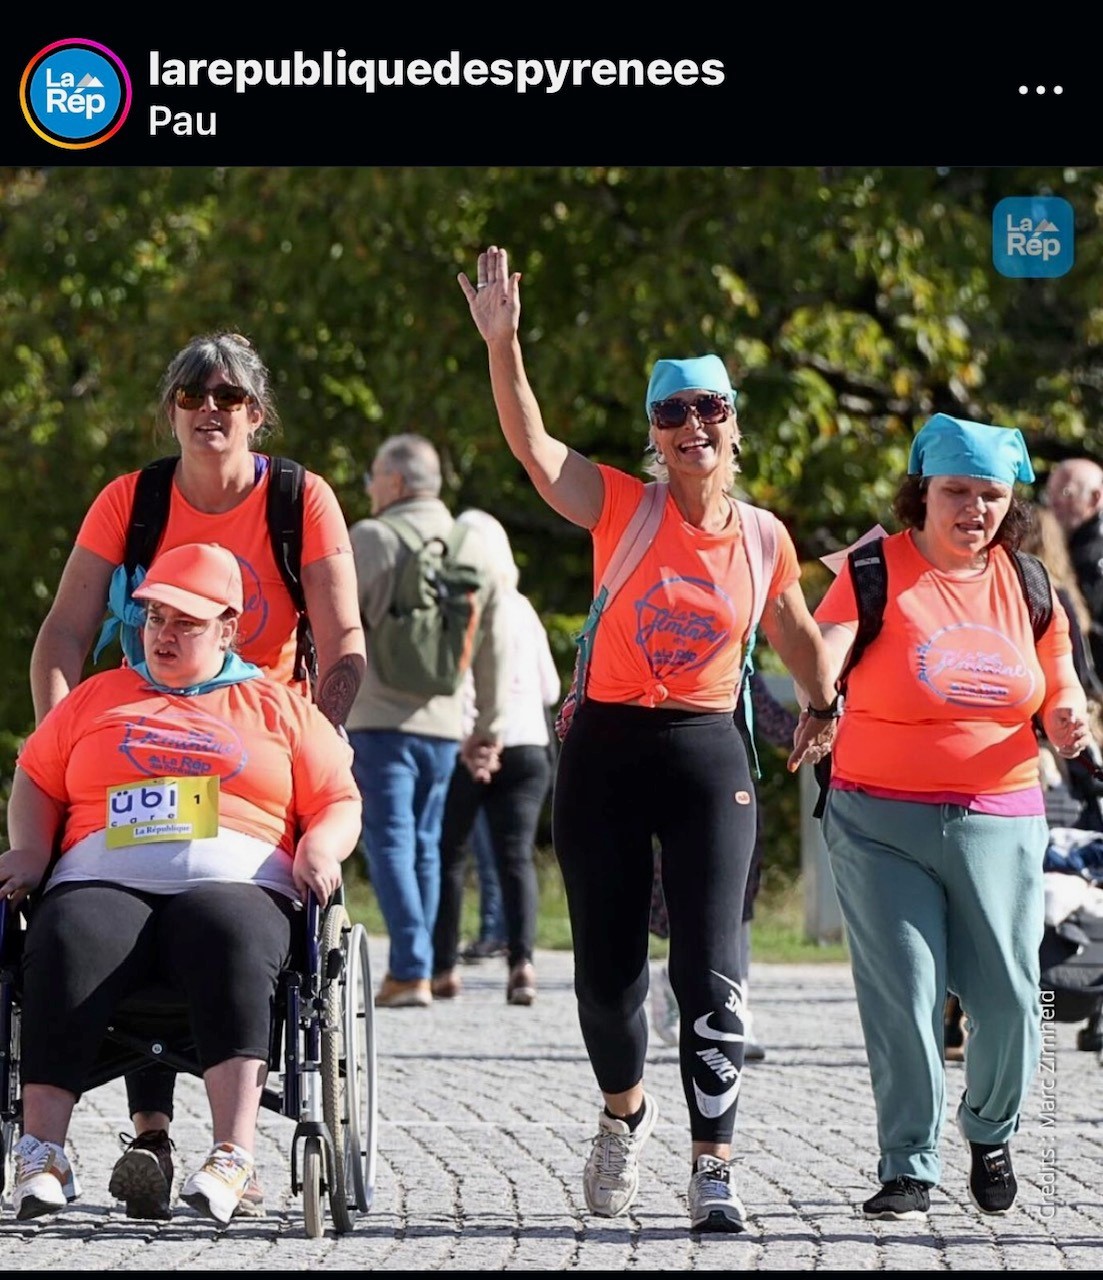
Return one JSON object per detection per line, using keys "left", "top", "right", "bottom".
{"left": 861, "top": 1176, "right": 931, "bottom": 1219}
{"left": 11, "top": 1134, "right": 73, "bottom": 1221}
{"left": 687, "top": 1154, "right": 748, "bottom": 1232}
{"left": 507, "top": 961, "right": 537, "bottom": 1006}
{"left": 109, "top": 1128, "right": 175, "bottom": 1220}
{"left": 431, "top": 969, "right": 462, "bottom": 999}
{"left": 375, "top": 974, "right": 432, "bottom": 1008}
{"left": 583, "top": 1091, "right": 658, "bottom": 1217}
{"left": 181, "top": 1142, "right": 255, "bottom": 1225}
{"left": 233, "top": 1175, "right": 267, "bottom": 1219}
{"left": 649, "top": 966, "right": 680, "bottom": 1047}
{"left": 958, "top": 1113, "right": 1017, "bottom": 1214}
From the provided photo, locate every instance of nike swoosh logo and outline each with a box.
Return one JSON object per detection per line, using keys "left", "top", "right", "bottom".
{"left": 711, "top": 969, "right": 745, "bottom": 1001}
{"left": 694, "top": 1077, "right": 741, "bottom": 1119}
{"left": 693, "top": 1013, "right": 745, "bottom": 1042}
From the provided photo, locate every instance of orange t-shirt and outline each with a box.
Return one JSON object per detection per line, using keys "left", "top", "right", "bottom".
{"left": 76, "top": 457, "right": 352, "bottom": 686}
{"left": 814, "top": 531, "right": 1075, "bottom": 794}
{"left": 584, "top": 465, "right": 800, "bottom": 710}
{"left": 17, "top": 667, "right": 360, "bottom": 855}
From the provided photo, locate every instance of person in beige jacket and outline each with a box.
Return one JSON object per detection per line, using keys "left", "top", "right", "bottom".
{"left": 348, "top": 433, "right": 509, "bottom": 1007}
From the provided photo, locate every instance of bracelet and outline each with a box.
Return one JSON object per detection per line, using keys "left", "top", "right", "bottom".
{"left": 806, "top": 694, "right": 842, "bottom": 720}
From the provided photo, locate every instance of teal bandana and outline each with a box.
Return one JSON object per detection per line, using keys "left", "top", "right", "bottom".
{"left": 132, "top": 650, "right": 262, "bottom": 697}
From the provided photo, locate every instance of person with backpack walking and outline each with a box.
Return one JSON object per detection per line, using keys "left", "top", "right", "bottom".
{"left": 348, "top": 434, "right": 509, "bottom": 1009}
{"left": 459, "top": 244, "right": 840, "bottom": 1234}
{"left": 810, "top": 414, "right": 1090, "bottom": 1222}
{"left": 28, "top": 331, "right": 367, "bottom": 1222}
{"left": 430, "top": 508, "right": 561, "bottom": 1007}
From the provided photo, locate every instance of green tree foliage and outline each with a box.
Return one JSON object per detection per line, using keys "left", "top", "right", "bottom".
{"left": 2, "top": 165, "right": 1101, "bottom": 844}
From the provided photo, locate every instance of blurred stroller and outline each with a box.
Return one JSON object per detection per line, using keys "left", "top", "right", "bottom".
{"left": 1037, "top": 739, "right": 1103, "bottom": 1052}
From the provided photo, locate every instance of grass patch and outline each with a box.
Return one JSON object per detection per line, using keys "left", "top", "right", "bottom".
{"left": 341, "top": 849, "right": 848, "bottom": 965}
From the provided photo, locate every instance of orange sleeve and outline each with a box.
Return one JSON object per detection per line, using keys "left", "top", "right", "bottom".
{"left": 74, "top": 472, "right": 140, "bottom": 565}
{"left": 301, "top": 471, "right": 354, "bottom": 566}
{"left": 16, "top": 690, "right": 82, "bottom": 803}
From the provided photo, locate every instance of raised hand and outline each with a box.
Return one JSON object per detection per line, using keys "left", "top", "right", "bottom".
{"left": 457, "top": 244, "right": 521, "bottom": 344}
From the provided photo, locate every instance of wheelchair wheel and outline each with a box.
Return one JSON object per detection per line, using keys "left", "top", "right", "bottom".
{"left": 320, "top": 909, "right": 377, "bottom": 1230}
{"left": 320, "top": 904, "right": 354, "bottom": 1233}
{"left": 344, "top": 921, "right": 377, "bottom": 1211}
{"left": 0, "top": 985, "right": 20, "bottom": 1205}
{"left": 301, "top": 1135, "right": 325, "bottom": 1240}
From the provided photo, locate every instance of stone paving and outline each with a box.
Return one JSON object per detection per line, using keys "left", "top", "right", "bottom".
{"left": 3, "top": 935, "right": 1103, "bottom": 1270}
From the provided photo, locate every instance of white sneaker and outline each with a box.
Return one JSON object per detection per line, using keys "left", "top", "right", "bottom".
{"left": 180, "top": 1142, "right": 254, "bottom": 1225}
{"left": 11, "top": 1134, "right": 73, "bottom": 1221}
{"left": 742, "top": 1009, "right": 766, "bottom": 1063}
{"left": 583, "top": 1092, "right": 658, "bottom": 1217}
{"left": 649, "top": 966, "right": 680, "bottom": 1047}
{"left": 687, "top": 1154, "right": 747, "bottom": 1232}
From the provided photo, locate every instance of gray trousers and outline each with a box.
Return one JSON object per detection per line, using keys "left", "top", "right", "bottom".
{"left": 823, "top": 789, "right": 1046, "bottom": 1185}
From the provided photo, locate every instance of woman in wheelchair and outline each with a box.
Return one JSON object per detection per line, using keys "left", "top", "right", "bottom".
{"left": 0, "top": 542, "right": 361, "bottom": 1224}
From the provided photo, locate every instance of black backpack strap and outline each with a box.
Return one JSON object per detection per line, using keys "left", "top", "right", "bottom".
{"left": 265, "top": 456, "right": 314, "bottom": 684}
{"left": 1009, "top": 548, "right": 1054, "bottom": 643}
{"left": 814, "top": 536, "right": 888, "bottom": 819}
{"left": 836, "top": 537, "right": 889, "bottom": 696}
{"left": 124, "top": 456, "right": 178, "bottom": 575}
{"left": 266, "top": 456, "right": 307, "bottom": 612}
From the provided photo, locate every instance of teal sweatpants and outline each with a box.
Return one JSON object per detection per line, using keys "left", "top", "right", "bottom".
{"left": 823, "top": 789, "right": 1046, "bottom": 1186}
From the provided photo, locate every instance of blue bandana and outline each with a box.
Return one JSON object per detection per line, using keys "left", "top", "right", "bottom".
{"left": 93, "top": 563, "right": 149, "bottom": 668}
{"left": 645, "top": 355, "right": 737, "bottom": 422}
{"left": 907, "top": 413, "right": 1034, "bottom": 485}
{"left": 132, "top": 650, "right": 262, "bottom": 697}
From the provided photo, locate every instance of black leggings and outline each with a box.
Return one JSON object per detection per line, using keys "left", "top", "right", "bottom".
{"left": 553, "top": 700, "right": 757, "bottom": 1144}
{"left": 21, "top": 881, "right": 298, "bottom": 1102}
{"left": 433, "top": 744, "right": 551, "bottom": 971}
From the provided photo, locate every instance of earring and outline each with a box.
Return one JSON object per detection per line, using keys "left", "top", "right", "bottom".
{"left": 654, "top": 450, "right": 666, "bottom": 464}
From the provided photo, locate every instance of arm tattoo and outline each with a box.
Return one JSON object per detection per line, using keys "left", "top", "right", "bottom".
{"left": 316, "top": 654, "right": 364, "bottom": 729}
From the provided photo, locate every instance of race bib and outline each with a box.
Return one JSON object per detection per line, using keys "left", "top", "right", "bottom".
{"left": 106, "top": 775, "right": 220, "bottom": 848}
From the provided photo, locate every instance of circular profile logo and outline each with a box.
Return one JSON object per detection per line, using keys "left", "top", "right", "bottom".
{"left": 917, "top": 623, "right": 1034, "bottom": 708}
{"left": 20, "top": 38, "right": 132, "bottom": 149}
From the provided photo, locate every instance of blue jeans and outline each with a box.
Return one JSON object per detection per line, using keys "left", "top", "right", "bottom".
{"left": 350, "top": 730, "right": 459, "bottom": 981}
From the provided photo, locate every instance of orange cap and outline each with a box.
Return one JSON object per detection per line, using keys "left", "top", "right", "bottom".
{"left": 132, "top": 543, "right": 244, "bottom": 619}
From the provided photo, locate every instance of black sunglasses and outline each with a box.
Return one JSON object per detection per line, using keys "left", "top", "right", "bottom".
{"left": 174, "top": 382, "right": 253, "bottom": 411}
{"left": 649, "top": 393, "right": 732, "bottom": 430}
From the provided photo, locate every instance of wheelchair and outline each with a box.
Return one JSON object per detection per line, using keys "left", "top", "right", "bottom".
{"left": 0, "top": 886, "right": 378, "bottom": 1238}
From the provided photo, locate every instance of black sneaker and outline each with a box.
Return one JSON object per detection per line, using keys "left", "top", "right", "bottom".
{"left": 862, "top": 1176, "right": 930, "bottom": 1219}
{"left": 1076, "top": 1009, "right": 1103, "bottom": 1052}
{"left": 460, "top": 938, "right": 507, "bottom": 964}
{"left": 958, "top": 1115, "right": 1017, "bottom": 1214}
{"left": 108, "top": 1129, "right": 175, "bottom": 1220}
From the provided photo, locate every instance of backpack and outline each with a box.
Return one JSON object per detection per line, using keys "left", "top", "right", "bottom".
{"left": 122, "top": 454, "right": 316, "bottom": 684}
{"left": 366, "top": 513, "right": 487, "bottom": 699}
{"left": 553, "top": 484, "right": 780, "bottom": 778}
{"left": 812, "top": 536, "right": 1055, "bottom": 818}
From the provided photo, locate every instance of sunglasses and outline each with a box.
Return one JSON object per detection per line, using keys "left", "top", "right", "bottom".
{"left": 174, "top": 382, "right": 252, "bottom": 411}
{"left": 649, "top": 393, "right": 732, "bottom": 430}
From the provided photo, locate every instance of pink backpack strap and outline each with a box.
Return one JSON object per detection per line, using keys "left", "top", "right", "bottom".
{"left": 734, "top": 500, "right": 779, "bottom": 641}
{"left": 597, "top": 481, "right": 668, "bottom": 604}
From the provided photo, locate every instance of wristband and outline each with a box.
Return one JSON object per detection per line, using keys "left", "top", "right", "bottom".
{"left": 806, "top": 694, "right": 842, "bottom": 720}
